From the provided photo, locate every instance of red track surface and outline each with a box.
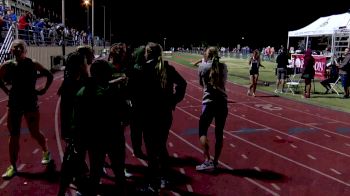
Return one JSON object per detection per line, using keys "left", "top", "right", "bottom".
{"left": 1, "top": 62, "right": 350, "bottom": 195}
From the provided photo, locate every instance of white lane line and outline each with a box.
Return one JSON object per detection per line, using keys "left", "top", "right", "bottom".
{"left": 177, "top": 106, "right": 350, "bottom": 188}
{"left": 171, "top": 192, "right": 181, "bottom": 196}
{"left": 305, "top": 123, "right": 318, "bottom": 126}
{"left": 330, "top": 168, "right": 342, "bottom": 175}
{"left": 186, "top": 184, "right": 193, "bottom": 192}
{"left": 327, "top": 121, "right": 338, "bottom": 124}
{"left": 179, "top": 168, "right": 186, "bottom": 174}
{"left": 307, "top": 154, "right": 316, "bottom": 160}
{"left": 180, "top": 105, "right": 202, "bottom": 109}
{"left": 241, "top": 154, "right": 248, "bottom": 159}
{"left": 275, "top": 136, "right": 282, "bottom": 140}
{"left": 170, "top": 130, "right": 279, "bottom": 196}
{"left": 17, "top": 164, "right": 26, "bottom": 171}
{"left": 0, "top": 112, "right": 8, "bottom": 125}
{"left": 173, "top": 153, "right": 178, "bottom": 158}
{"left": 54, "top": 97, "right": 64, "bottom": 162}
{"left": 168, "top": 142, "right": 174, "bottom": 147}
{"left": 125, "top": 143, "right": 147, "bottom": 166}
{"left": 32, "top": 148, "right": 39, "bottom": 154}
{"left": 244, "top": 177, "right": 280, "bottom": 196}
{"left": 271, "top": 183, "right": 281, "bottom": 191}
{"left": 230, "top": 143, "right": 236, "bottom": 148}
{"left": 234, "top": 97, "right": 350, "bottom": 139}
{"left": 188, "top": 93, "right": 350, "bottom": 159}
{"left": 254, "top": 167, "right": 261, "bottom": 172}
{"left": 0, "top": 181, "right": 10, "bottom": 189}
{"left": 345, "top": 143, "right": 350, "bottom": 147}
{"left": 290, "top": 144, "right": 297, "bottom": 149}
{"left": 324, "top": 134, "right": 331, "bottom": 138}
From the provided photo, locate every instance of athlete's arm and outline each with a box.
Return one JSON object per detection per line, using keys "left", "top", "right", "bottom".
{"left": 34, "top": 60, "right": 53, "bottom": 95}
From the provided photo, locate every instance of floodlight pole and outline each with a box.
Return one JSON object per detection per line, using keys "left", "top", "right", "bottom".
{"left": 92, "top": 0, "right": 94, "bottom": 48}
{"left": 61, "top": 0, "right": 65, "bottom": 56}
{"left": 164, "top": 37, "right": 167, "bottom": 51}
{"left": 61, "top": 0, "right": 65, "bottom": 26}
{"left": 102, "top": 5, "right": 106, "bottom": 48}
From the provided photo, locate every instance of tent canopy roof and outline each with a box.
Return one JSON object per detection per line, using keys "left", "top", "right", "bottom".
{"left": 288, "top": 12, "right": 350, "bottom": 37}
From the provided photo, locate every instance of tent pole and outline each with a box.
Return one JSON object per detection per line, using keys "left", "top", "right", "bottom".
{"left": 331, "top": 33, "right": 335, "bottom": 55}
{"left": 306, "top": 36, "right": 309, "bottom": 50}
{"left": 287, "top": 36, "right": 290, "bottom": 51}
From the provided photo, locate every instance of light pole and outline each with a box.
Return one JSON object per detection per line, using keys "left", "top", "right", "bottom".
{"left": 61, "top": 0, "right": 65, "bottom": 26}
{"left": 91, "top": 0, "right": 94, "bottom": 48}
{"left": 61, "top": 0, "right": 66, "bottom": 56}
{"left": 83, "top": 0, "right": 90, "bottom": 31}
{"left": 101, "top": 5, "right": 105, "bottom": 48}
{"left": 163, "top": 37, "right": 167, "bottom": 51}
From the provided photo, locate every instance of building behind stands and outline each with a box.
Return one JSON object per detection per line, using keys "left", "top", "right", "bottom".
{"left": 1, "top": 0, "right": 33, "bottom": 15}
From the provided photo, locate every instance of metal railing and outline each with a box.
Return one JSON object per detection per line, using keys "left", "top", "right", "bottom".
{"left": 0, "top": 24, "right": 14, "bottom": 64}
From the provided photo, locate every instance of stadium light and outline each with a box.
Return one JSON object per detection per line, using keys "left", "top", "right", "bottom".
{"left": 83, "top": 0, "right": 90, "bottom": 32}
{"left": 82, "top": 0, "right": 94, "bottom": 47}
{"left": 83, "top": 0, "right": 90, "bottom": 6}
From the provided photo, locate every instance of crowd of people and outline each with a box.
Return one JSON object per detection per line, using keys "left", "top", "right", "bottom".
{"left": 1, "top": 36, "right": 349, "bottom": 195}
{"left": 0, "top": 9, "right": 104, "bottom": 47}
{"left": 0, "top": 38, "right": 231, "bottom": 196}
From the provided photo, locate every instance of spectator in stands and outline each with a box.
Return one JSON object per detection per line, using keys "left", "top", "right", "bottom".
{"left": 247, "top": 49, "right": 264, "bottom": 96}
{"left": 196, "top": 46, "right": 228, "bottom": 171}
{"left": 301, "top": 49, "right": 315, "bottom": 98}
{"left": 0, "top": 39, "right": 53, "bottom": 179}
{"left": 18, "top": 12, "right": 30, "bottom": 41}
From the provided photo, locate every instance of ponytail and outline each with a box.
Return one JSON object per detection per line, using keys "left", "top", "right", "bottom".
{"left": 209, "top": 55, "right": 221, "bottom": 88}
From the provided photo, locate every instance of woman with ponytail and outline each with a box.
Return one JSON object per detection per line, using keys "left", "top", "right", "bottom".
{"left": 196, "top": 46, "right": 228, "bottom": 171}
{"left": 135, "top": 42, "right": 186, "bottom": 193}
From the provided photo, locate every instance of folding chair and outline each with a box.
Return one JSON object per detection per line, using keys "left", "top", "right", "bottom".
{"left": 329, "top": 76, "right": 343, "bottom": 95}
{"left": 285, "top": 74, "right": 301, "bottom": 94}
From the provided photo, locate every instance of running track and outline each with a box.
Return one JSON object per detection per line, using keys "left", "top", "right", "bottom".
{"left": 0, "top": 61, "right": 350, "bottom": 195}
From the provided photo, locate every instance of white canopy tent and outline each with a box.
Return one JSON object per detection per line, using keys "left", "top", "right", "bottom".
{"left": 287, "top": 11, "right": 350, "bottom": 55}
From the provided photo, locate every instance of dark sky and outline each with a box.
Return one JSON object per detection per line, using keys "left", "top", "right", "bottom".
{"left": 36, "top": 0, "right": 350, "bottom": 49}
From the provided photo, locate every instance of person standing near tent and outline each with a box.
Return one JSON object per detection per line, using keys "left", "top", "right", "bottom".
{"left": 338, "top": 47, "right": 350, "bottom": 98}
{"left": 301, "top": 48, "right": 315, "bottom": 98}
{"left": 275, "top": 48, "right": 289, "bottom": 93}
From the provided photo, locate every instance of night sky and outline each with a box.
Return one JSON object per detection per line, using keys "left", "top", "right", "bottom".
{"left": 35, "top": 0, "right": 350, "bottom": 49}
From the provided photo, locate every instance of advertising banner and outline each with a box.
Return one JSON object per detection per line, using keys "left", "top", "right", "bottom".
{"left": 290, "top": 54, "right": 327, "bottom": 79}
